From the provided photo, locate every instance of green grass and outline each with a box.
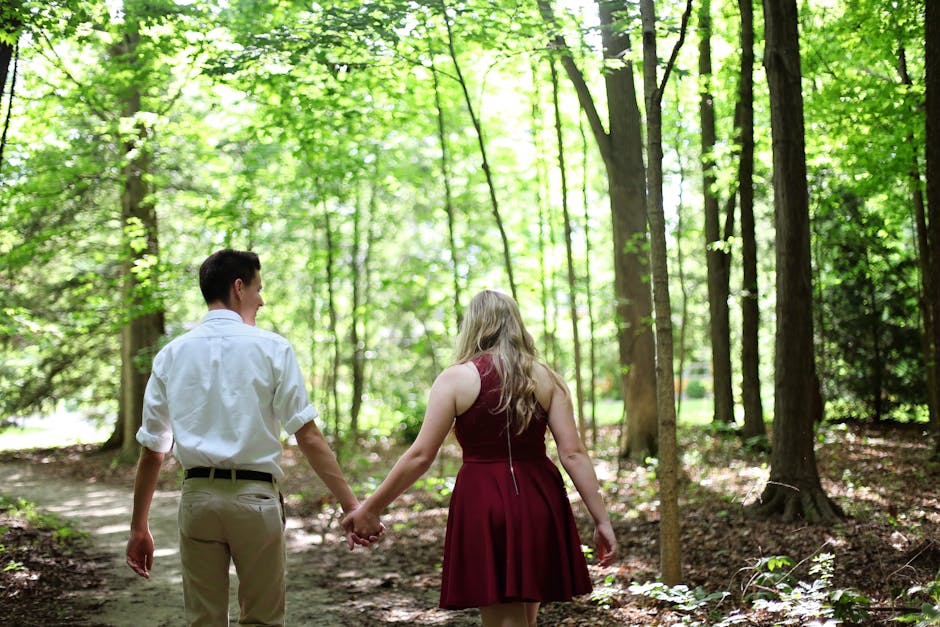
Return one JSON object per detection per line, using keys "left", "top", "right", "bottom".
{"left": 594, "top": 397, "right": 715, "bottom": 428}
{"left": 0, "top": 415, "right": 108, "bottom": 451}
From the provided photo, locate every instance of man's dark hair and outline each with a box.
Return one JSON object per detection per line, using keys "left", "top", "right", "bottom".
{"left": 199, "top": 249, "right": 261, "bottom": 305}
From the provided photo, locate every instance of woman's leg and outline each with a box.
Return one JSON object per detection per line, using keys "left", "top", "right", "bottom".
{"left": 479, "top": 602, "right": 528, "bottom": 627}
{"left": 524, "top": 602, "right": 540, "bottom": 627}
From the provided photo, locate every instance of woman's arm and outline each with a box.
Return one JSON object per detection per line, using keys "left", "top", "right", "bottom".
{"left": 342, "top": 363, "right": 477, "bottom": 536}
{"left": 541, "top": 366, "right": 618, "bottom": 565}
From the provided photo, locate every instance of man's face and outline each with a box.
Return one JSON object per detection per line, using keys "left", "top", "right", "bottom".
{"left": 235, "top": 271, "right": 264, "bottom": 326}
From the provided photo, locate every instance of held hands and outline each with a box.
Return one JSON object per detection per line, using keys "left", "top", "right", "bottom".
{"left": 126, "top": 528, "right": 155, "bottom": 578}
{"left": 593, "top": 521, "right": 618, "bottom": 567}
{"left": 341, "top": 505, "right": 386, "bottom": 550}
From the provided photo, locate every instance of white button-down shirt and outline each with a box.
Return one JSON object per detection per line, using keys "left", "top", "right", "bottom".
{"left": 136, "top": 309, "right": 318, "bottom": 480}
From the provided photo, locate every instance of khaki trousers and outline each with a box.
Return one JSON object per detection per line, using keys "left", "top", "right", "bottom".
{"left": 178, "top": 476, "right": 286, "bottom": 626}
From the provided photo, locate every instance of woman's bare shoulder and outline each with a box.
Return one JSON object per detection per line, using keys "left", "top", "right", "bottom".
{"left": 435, "top": 361, "right": 481, "bottom": 415}
{"left": 531, "top": 362, "right": 563, "bottom": 409}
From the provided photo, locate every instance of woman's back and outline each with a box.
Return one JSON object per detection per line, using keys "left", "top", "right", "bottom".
{"left": 454, "top": 353, "right": 548, "bottom": 462}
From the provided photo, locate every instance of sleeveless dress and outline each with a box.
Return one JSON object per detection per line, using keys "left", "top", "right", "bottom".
{"left": 439, "top": 354, "right": 593, "bottom": 609}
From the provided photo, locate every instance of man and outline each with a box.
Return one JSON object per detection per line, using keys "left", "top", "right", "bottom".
{"left": 126, "top": 249, "right": 380, "bottom": 626}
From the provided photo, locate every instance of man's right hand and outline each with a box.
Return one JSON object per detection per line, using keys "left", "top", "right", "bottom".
{"left": 126, "top": 527, "right": 155, "bottom": 578}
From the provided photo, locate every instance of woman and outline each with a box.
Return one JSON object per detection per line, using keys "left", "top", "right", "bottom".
{"left": 343, "top": 290, "right": 617, "bottom": 626}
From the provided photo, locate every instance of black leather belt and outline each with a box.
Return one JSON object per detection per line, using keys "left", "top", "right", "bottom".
{"left": 184, "top": 467, "right": 274, "bottom": 483}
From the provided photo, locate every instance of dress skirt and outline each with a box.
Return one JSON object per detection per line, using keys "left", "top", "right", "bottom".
{"left": 439, "top": 456, "right": 592, "bottom": 609}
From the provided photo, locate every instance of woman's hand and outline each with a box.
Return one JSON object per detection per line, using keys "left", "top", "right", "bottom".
{"left": 593, "top": 521, "right": 618, "bottom": 566}
{"left": 341, "top": 506, "right": 386, "bottom": 550}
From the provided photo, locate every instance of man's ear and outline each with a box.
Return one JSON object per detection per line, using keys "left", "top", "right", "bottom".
{"left": 231, "top": 278, "right": 244, "bottom": 301}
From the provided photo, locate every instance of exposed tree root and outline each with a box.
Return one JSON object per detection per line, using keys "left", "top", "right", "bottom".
{"left": 745, "top": 480, "right": 844, "bottom": 524}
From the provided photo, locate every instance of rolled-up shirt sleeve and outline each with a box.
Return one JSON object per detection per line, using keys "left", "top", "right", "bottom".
{"left": 136, "top": 366, "right": 174, "bottom": 453}
{"left": 274, "top": 344, "right": 319, "bottom": 435}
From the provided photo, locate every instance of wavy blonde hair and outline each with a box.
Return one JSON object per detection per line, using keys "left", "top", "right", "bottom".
{"left": 454, "top": 290, "right": 566, "bottom": 433}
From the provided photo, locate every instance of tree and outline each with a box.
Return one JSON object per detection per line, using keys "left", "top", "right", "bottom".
{"left": 749, "top": 0, "right": 840, "bottom": 523}
{"left": 538, "top": 0, "right": 658, "bottom": 460}
{"left": 699, "top": 0, "right": 734, "bottom": 426}
{"left": 737, "top": 0, "right": 765, "bottom": 440}
{"left": 814, "top": 188, "right": 923, "bottom": 421}
{"left": 0, "top": 0, "right": 22, "bottom": 175}
{"left": 427, "top": 31, "right": 463, "bottom": 331}
{"left": 438, "top": 0, "right": 517, "bottom": 301}
{"left": 549, "top": 58, "right": 587, "bottom": 440}
{"left": 639, "top": 0, "right": 692, "bottom": 586}
{"left": 926, "top": 0, "right": 940, "bottom": 453}
{"left": 112, "top": 4, "right": 167, "bottom": 458}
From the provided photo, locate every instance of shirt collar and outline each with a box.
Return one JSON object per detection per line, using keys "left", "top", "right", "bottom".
{"left": 203, "top": 309, "right": 244, "bottom": 324}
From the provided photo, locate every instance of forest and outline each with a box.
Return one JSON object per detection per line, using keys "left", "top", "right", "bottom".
{"left": 1, "top": 0, "right": 939, "bottom": 625}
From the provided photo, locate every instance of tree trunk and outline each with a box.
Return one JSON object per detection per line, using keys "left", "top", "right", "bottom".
{"left": 324, "top": 205, "right": 342, "bottom": 454}
{"left": 349, "top": 184, "right": 371, "bottom": 443}
{"left": 600, "top": 0, "right": 659, "bottom": 460}
{"left": 738, "top": 0, "right": 765, "bottom": 441}
{"left": 749, "top": 0, "right": 841, "bottom": 523}
{"left": 672, "top": 98, "right": 690, "bottom": 423}
{"left": 529, "top": 60, "right": 556, "bottom": 364}
{"left": 921, "top": 6, "right": 940, "bottom": 449}
{"left": 895, "top": 46, "right": 932, "bottom": 429}
{"left": 538, "top": 0, "right": 657, "bottom": 460}
{"left": 108, "top": 16, "right": 164, "bottom": 459}
{"left": 550, "top": 58, "right": 587, "bottom": 441}
{"left": 0, "top": 0, "right": 22, "bottom": 181}
{"left": 579, "top": 117, "right": 599, "bottom": 449}
{"left": 639, "top": 0, "right": 683, "bottom": 586}
{"left": 439, "top": 0, "right": 516, "bottom": 300}
{"left": 0, "top": 39, "right": 17, "bottom": 177}
{"left": 428, "top": 39, "right": 463, "bottom": 332}
{"left": 699, "top": 0, "right": 734, "bottom": 426}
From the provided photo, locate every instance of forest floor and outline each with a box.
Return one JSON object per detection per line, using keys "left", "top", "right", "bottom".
{"left": 1, "top": 420, "right": 939, "bottom": 626}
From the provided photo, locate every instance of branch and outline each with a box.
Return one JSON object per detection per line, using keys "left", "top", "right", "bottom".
{"left": 535, "top": 0, "right": 611, "bottom": 164}
{"left": 38, "top": 30, "right": 110, "bottom": 121}
{"left": 0, "top": 40, "right": 17, "bottom": 180}
{"left": 657, "top": 0, "right": 694, "bottom": 100}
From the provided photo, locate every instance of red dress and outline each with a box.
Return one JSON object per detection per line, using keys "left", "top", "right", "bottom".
{"left": 439, "top": 354, "right": 593, "bottom": 609}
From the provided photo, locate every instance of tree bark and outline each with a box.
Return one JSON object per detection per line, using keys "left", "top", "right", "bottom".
{"left": 549, "top": 58, "right": 587, "bottom": 441}
{"left": 0, "top": 3, "right": 21, "bottom": 183}
{"left": 749, "top": 0, "right": 840, "bottom": 523}
{"left": 324, "top": 204, "right": 342, "bottom": 452}
{"left": 428, "top": 37, "right": 463, "bottom": 332}
{"left": 579, "top": 117, "right": 599, "bottom": 449}
{"left": 639, "top": 0, "right": 683, "bottom": 586}
{"left": 924, "top": 0, "right": 940, "bottom": 450}
{"left": 538, "top": 0, "right": 657, "bottom": 460}
{"left": 349, "top": 182, "right": 374, "bottom": 443}
{"left": 529, "top": 60, "right": 556, "bottom": 365}
{"left": 699, "top": 0, "right": 734, "bottom": 426}
{"left": 439, "top": 0, "right": 516, "bottom": 300}
{"left": 672, "top": 98, "right": 690, "bottom": 423}
{"left": 738, "top": 0, "right": 765, "bottom": 441}
{"left": 107, "top": 14, "right": 165, "bottom": 459}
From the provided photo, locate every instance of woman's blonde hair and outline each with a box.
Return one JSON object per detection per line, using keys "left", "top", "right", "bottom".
{"left": 454, "top": 290, "right": 565, "bottom": 433}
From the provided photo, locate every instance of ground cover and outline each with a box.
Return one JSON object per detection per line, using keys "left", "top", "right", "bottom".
{"left": 0, "top": 420, "right": 938, "bottom": 625}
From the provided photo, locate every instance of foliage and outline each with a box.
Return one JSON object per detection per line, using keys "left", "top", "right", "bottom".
{"left": 741, "top": 553, "right": 870, "bottom": 625}
{"left": 685, "top": 379, "right": 707, "bottom": 400}
{"left": 812, "top": 187, "right": 925, "bottom": 419}
{"left": 0, "top": 495, "right": 84, "bottom": 545}
{"left": 0, "top": 0, "right": 931, "bottom": 442}
{"left": 629, "top": 580, "right": 729, "bottom": 613}
{"left": 627, "top": 554, "right": 872, "bottom": 626}
{"left": 897, "top": 577, "right": 940, "bottom": 626}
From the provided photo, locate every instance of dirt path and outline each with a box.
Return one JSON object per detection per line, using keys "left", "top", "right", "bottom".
{"left": 3, "top": 462, "right": 481, "bottom": 626}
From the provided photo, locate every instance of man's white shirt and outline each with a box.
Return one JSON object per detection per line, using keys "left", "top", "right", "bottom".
{"left": 137, "top": 309, "right": 318, "bottom": 480}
